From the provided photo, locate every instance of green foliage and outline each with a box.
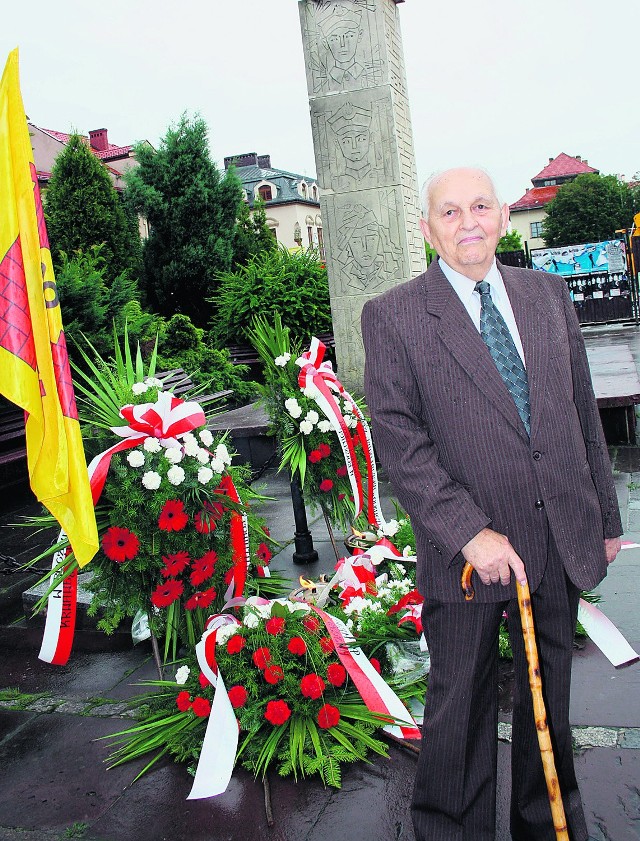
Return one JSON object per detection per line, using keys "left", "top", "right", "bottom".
{"left": 542, "top": 174, "right": 640, "bottom": 247}
{"left": 125, "top": 114, "right": 243, "bottom": 326}
{"left": 213, "top": 246, "right": 332, "bottom": 347}
{"left": 497, "top": 229, "right": 523, "bottom": 253}
{"left": 44, "top": 133, "right": 141, "bottom": 282}
{"left": 232, "top": 195, "right": 277, "bottom": 267}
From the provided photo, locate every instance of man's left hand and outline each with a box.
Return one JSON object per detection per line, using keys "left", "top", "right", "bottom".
{"left": 604, "top": 537, "right": 621, "bottom": 565}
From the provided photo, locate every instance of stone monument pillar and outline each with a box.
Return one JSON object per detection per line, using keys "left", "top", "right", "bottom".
{"left": 298, "top": 0, "right": 425, "bottom": 393}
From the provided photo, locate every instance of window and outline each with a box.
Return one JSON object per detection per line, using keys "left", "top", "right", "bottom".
{"left": 301, "top": 182, "right": 307, "bottom": 198}
{"left": 317, "top": 227, "right": 324, "bottom": 258}
{"left": 312, "top": 185, "right": 318, "bottom": 201}
{"left": 258, "top": 185, "right": 272, "bottom": 201}
{"left": 307, "top": 226, "right": 313, "bottom": 246}
{"left": 543, "top": 179, "right": 556, "bottom": 186}
{"left": 530, "top": 221, "right": 543, "bottom": 238}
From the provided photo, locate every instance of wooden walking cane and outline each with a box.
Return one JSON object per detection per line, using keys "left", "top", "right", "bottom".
{"left": 461, "top": 562, "right": 570, "bottom": 841}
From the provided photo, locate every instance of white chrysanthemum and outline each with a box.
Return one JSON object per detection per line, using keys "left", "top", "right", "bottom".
{"left": 167, "top": 465, "right": 185, "bottom": 486}
{"left": 199, "top": 429, "right": 214, "bottom": 447}
{"left": 305, "top": 410, "right": 319, "bottom": 425}
{"left": 284, "top": 397, "right": 302, "bottom": 419}
{"left": 274, "top": 353, "right": 291, "bottom": 367}
{"left": 244, "top": 597, "right": 272, "bottom": 618}
{"left": 175, "top": 665, "right": 190, "bottom": 685}
{"left": 143, "top": 437, "right": 162, "bottom": 453}
{"left": 215, "top": 443, "right": 231, "bottom": 465}
{"left": 243, "top": 612, "right": 260, "bottom": 629}
{"left": 402, "top": 545, "right": 413, "bottom": 557}
{"left": 182, "top": 432, "right": 198, "bottom": 446}
{"left": 393, "top": 563, "right": 407, "bottom": 576}
{"left": 303, "top": 384, "right": 319, "bottom": 399}
{"left": 343, "top": 596, "right": 368, "bottom": 615}
{"left": 126, "top": 450, "right": 145, "bottom": 468}
{"left": 164, "top": 447, "right": 183, "bottom": 464}
{"left": 379, "top": 519, "right": 399, "bottom": 537}
{"left": 145, "top": 377, "right": 163, "bottom": 389}
{"left": 132, "top": 382, "right": 148, "bottom": 396}
{"left": 318, "top": 420, "right": 332, "bottom": 433}
{"left": 299, "top": 420, "right": 313, "bottom": 435}
{"left": 198, "top": 466, "right": 214, "bottom": 485}
{"left": 344, "top": 415, "right": 358, "bottom": 429}
{"left": 183, "top": 438, "right": 200, "bottom": 457}
{"left": 210, "top": 457, "right": 225, "bottom": 474}
{"left": 215, "top": 623, "right": 240, "bottom": 645}
{"left": 142, "top": 470, "right": 161, "bottom": 490}
{"left": 196, "top": 448, "right": 210, "bottom": 465}
{"left": 346, "top": 618, "right": 354, "bottom": 632}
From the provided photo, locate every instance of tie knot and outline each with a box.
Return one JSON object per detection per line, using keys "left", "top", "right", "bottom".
{"left": 475, "top": 280, "right": 491, "bottom": 297}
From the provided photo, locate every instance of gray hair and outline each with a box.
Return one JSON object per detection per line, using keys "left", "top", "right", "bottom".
{"left": 420, "top": 168, "right": 502, "bottom": 219}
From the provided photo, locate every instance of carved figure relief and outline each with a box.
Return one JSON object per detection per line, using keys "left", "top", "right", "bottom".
{"left": 334, "top": 200, "right": 403, "bottom": 292}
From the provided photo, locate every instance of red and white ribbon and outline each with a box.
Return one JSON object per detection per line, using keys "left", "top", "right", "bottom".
{"left": 311, "top": 605, "right": 421, "bottom": 740}
{"left": 577, "top": 598, "right": 639, "bottom": 668}
{"left": 217, "top": 475, "right": 250, "bottom": 602}
{"left": 38, "top": 532, "right": 77, "bottom": 665}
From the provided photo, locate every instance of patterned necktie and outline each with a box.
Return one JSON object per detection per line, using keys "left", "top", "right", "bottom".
{"left": 474, "top": 280, "right": 531, "bottom": 436}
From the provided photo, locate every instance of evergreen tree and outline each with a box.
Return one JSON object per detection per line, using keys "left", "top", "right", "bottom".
{"left": 232, "top": 195, "right": 276, "bottom": 267}
{"left": 497, "top": 230, "right": 523, "bottom": 252}
{"left": 44, "top": 133, "right": 141, "bottom": 282}
{"left": 125, "top": 114, "right": 243, "bottom": 326}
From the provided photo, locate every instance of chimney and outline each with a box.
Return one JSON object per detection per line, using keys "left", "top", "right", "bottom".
{"left": 575, "top": 155, "right": 581, "bottom": 162}
{"left": 525, "top": 187, "right": 529, "bottom": 192}
{"left": 549, "top": 156, "right": 554, "bottom": 163}
{"left": 583, "top": 159, "right": 588, "bottom": 166}
{"left": 89, "top": 128, "right": 109, "bottom": 152}
{"left": 223, "top": 152, "right": 258, "bottom": 170}
{"left": 257, "top": 154, "right": 271, "bottom": 169}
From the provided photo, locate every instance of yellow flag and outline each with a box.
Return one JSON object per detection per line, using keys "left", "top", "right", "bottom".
{"left": 0, "top": 49, "right": 98, "bottom": 567}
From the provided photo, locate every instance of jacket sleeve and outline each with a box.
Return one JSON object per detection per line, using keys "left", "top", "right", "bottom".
{"left": 560, "top": 279, "right": 623, "bottom": 538}
{"left": 361, "top": 296, "right": 491, "bottom": 564}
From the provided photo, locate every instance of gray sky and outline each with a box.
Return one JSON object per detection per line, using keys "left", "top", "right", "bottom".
{"left": 3, "top": 0, "right": 638, "bottom": 206}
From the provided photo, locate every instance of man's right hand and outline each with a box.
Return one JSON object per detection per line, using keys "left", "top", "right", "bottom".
{"left": 461, "top": 527, "right": 527, "bottom": 588}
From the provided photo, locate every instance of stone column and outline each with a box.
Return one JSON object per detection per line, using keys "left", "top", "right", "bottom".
{"left": 298, "top": 0, "right": 425, "bottom": 393}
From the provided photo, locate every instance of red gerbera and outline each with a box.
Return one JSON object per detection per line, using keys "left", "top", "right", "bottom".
{"left": 160, "top": 551, "right": 190, "bottom": 578}
{"left": 319, "top": 479, "right": 333, "bottom": 492}
{"left": 256, "top": 543, "right": 272, "bottom": 564}
{"left": 150, "top": 578, "right": 184, "bottom": 608}
{"left": 190, "top": 550, "right": 218, "bottom": 586}
{"left": 264, "top": 699, "right": 291, "bottom": 726}
{"left": 318, "top": 443, "right": 331, "bottom": 458}
{"left": 227, "top": 634, "right": 246, "bottom": 655}
{"left": 302, "top": 616, "right": 321, "bottom": 633}
{"left": 191, "top": 696, "right": 212, "bottom": 718}
{"left": 288, "top": 636, "right": 307, "bottom": 656}
{"left": 308, "top": 450, "right": 322, "bottom": 464}
{"left": 102, "top": 526, "right": 139, "bottom": 563}
{"left": 300, "top": 673, "right": 325, "bottom": 700}
{"left": 265, "top": 617, "right": 286, "bottom": 636}
{"left": 176, "top": 691, "right": 191, "bottom": 712}
{"left": 158, "top": 499, "right": 189, "bottom": 532}
{"left": 264, "top": 664, "right": 284, "bottom": 685}
{"left": 326, "top": 663, "right": 347, "bottom": 687}
{"left": 317, "top": 703, "right": 340, "bottom": 729}
{"left": 252, "top": 647, "right": 271, "bottom": 669}
{"left": 185, "top": 587, "right": 217, "bottom": 611}
{"left": 319, "top": 636, "right": 335, "bottom": 654}
{"left": 336, "top": 465, "right": 348, "bottom": 478}
{"left": 227, "top": 685, "right": 248, "bottom": 709}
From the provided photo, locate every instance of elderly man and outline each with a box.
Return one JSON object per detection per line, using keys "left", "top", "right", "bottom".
{"left": 361, "top": 168, "right": 622, "bottom": 841}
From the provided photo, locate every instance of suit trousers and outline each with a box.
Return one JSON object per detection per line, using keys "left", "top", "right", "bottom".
{"left": 411, "top": 535, "right": 588, "bottom": 841}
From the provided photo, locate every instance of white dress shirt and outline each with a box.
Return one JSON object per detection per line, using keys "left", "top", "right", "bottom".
{"left": 438, "top": 257, "right": 526, "bottom": 366}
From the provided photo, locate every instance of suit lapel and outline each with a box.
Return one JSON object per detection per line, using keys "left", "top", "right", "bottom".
{"left": 424, "top": 261, "right": 527, "bottom": 436}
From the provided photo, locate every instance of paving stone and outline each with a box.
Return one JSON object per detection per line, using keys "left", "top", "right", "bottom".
{"left": 573, "top": 727, "right": 619, "bottom": 748}
{"left": 620, "top": 728, "right": 640, "bottom": 749}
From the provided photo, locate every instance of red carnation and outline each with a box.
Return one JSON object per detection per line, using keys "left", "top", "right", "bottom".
{"left": 176, "top": 690, "right": 192, "bottom": 712}
{"left": 158, "top": 499, "right": 188, "bottom": 532}
{"left": 265, "top": 617, "right": 286, "bottom": 636}
{"left": 151, "top": 578, "right": 184, "bottom": 608}
{"left": 336, "top": 465, "right": 348, "bottom": 478}
{"left": 264, "top": 699, "right": 291, "bottom": 726}
{"left": 252, "top": 647, "right": 271, "bottom": 669}
{"left": 319, "top": 636, "right": 335, "bottom": 654}
{"left": 198, "top": 672, "right": 210, "bottom": 688}
{"left": 227, "top": 685, "right": 248, "bottom": 709}
{"left": 327, "top": 663, "right": 347, "bottom": 687}
{"left": 191, "top": 696, "right": 212, "bottom": 718}
{"left": 338, "top": 493, "right": 345, "bottom": 501}
{"left": 161, "top": 551, "right": 190, "bottom": 578}
{"left": 300, "top": 673, "right": 325, "bottom": 700}
{"left": 318, "top": 443, "right": 331, "bottom": 458}
{"left": 264, "top": 664, "right": 285, "bottom": 685}
{"left": 190, "top": 550, "right": 218, "bottom": 586}
{"left": 308, "top": 450, "right": 322, "bottom": 464}
{"left": 369, "top": 657, "right": 381, "bottom": 674}
{"left": 302, "top": 616, "right": 321, "bottom": 633}
{"left": 288, "top": 636, "right": 307, "bottom": 656}
{"left": 227, "top": 634, "right": 246, "bottom": 655}
{"left": 185, "top": 587, "right": 217, "bottom": 611}
{"left": 256, "top": 543, "right": 272, "bottom": 564}
{"left": 317, "top": 703, "right": 340, "bottom": 729}
{"left": 319, "top": 479, "right": 333, "bottom": 493}
{"left": 102, "top": 526, "right": 139, "bottom": 563}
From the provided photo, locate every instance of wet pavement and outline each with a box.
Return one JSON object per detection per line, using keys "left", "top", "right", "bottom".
{"left": 1, "top": 404, "right": 640, "bottom": 837}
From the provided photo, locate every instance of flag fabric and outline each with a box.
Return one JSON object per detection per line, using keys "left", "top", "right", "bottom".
{"left": 0, "top": 49, "right": 98, "bottom": 568}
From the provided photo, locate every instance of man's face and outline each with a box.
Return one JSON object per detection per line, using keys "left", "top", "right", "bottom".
{"left": 339, "top": 128, "right": 370, "bottom": 162}
{"left": 348, "top": 226, "right": 379, "bottom": 269}
{"left": 326, "top": 25, "right": 360, "bottom": 64}
{"left": 420, "top": 169, "right": 508, "bottom": 281}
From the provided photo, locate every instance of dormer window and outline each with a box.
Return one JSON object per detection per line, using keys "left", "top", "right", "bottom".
{"left": 544, "top": 179, "right": 556, "bottom": 186}
{"left": 258, "top": 185, "right": 272, "bottom": 201}
{"left": 312, "top": 185, "right": 318, "bottom": 201}
{"left": 301, "top": 181, "right": 308, "bottom": 199}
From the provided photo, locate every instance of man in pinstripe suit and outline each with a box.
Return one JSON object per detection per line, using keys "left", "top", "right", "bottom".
{"left": 361, "top": 168, "right": 622, "bottom": 840}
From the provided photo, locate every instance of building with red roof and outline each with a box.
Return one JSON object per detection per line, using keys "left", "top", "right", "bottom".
{"left": 509, "top": 153, "right": 599, "bottom": 253}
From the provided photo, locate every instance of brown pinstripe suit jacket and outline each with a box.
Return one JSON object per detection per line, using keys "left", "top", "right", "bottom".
{"left": 362, "top": 260, "right": 623, "bottom": 603}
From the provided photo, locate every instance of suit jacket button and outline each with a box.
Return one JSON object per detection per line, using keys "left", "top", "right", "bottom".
{"left": 533, "top": 451, "right": 542, "bottom": 460}
{"left": 535, "top": 499, "right": 544, "bottom": 509}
